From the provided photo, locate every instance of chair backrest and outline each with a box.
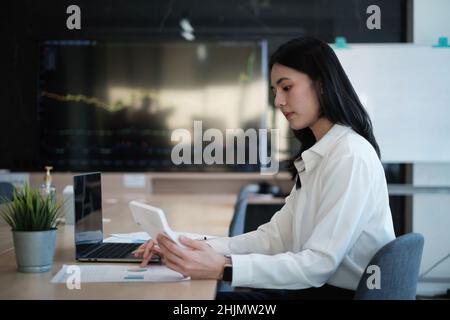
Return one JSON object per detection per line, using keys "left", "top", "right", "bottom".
{"left": 228, "top": 183, "right": 284, "bottom": 237}
{"left": 354, "top": 233, "right": 424, "bottom": 300}
{"left": 228, "top": 184, "right": 260, "bottom": 237}
{"left": 0, "top": 182, "right": 15, "bottom": 203}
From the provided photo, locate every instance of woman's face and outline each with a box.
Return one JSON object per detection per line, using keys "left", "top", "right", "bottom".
{"left": 270, "top": 63, "right": 322, "bottom": 130}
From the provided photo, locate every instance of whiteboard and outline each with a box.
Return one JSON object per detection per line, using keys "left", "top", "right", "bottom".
{"left": 334, "top": 44, "right": 450, "bottom": 163}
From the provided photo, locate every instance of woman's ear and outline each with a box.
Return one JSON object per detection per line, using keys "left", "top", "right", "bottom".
{"left": 314, "top": 80, "right": 324, "bottom": 95}
{"left": 315, "top": 80, "right": 325, "bottom": 118}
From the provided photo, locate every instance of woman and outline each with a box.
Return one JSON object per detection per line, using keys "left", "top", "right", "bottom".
{"left": 134, "top": 36, "right": 396, "bottom": 300}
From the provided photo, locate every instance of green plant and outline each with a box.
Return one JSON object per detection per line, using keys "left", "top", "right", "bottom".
{"left": 0, "top": 184, "right": 63, "bottom": 231}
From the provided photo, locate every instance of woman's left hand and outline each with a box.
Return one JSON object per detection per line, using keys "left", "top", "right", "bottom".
{"left": 156, "top": 233, "right": 226, "bottom": 280}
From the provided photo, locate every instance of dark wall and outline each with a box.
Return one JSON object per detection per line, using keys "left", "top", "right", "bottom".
{"left": 1, "top": 0, "right": 407, "bottom": 171}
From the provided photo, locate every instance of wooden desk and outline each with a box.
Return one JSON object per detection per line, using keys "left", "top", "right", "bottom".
{"left": 0, "top": 193, "right": 236, "bottom": 299}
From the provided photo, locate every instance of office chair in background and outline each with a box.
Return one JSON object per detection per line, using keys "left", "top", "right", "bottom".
{"left": 228, "top": 183, "right": 259, "bottom": 238}
{"left": 228, "top": 182, "right": 281, "bottom": 237}
{"left": 354, "top": 232, "right": 425, "bottom": 300}
{"left": 219, "top": 182, "right": 283, "bottom": 293}
{"left": 0, "top": 182, "right": 14, "bottom": 203}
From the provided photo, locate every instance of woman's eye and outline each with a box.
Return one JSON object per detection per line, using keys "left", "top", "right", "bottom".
{"left": 283, "top": 86, "right": 291, "bottom": 91}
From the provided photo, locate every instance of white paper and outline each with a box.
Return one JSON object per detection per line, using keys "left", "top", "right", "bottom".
{"left": 174, "top": 232, "right": 219, "bottom": 241}
{"left": 51, "top": 264, "right": 189, "bottom": 283}
{"left": 103, "top": 236, "right": 145, "bottom": 244}
{"left": 123, "top": 174, "right": 146, "bottom": 188}
{"left": 105, "top": 231, "right": 218, "bottom": 244}
{"left": 109, "top": 232, "right": 151, "bottom": 241}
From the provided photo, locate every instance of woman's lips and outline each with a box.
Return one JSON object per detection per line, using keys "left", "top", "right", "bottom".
{"left": 284, "top": 112, "right": 294, "bottom": 119}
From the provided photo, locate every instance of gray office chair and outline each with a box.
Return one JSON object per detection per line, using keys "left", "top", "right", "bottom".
{"left": 218, "top": 184, "right": 260, "bottom": 292}
{"left": 219, "top": 183, "right": 281, "bottom": 292}
{"left": 354, "top": 233, "right": 424, "bottom": 300}
{"left": 228, "top": 182, "right": 281, "bottom": 237}
{"left": 0, "top": 182, "right": 15, "bottom": 203}
{"left": 228, "top": 183, "right": 260, "bottom": 237}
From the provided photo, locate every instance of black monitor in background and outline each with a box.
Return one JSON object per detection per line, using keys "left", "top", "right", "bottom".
{"left": 38, "top": 40, "right": 268, "bottom": 172}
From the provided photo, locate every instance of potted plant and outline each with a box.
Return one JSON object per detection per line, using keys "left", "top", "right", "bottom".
{"left": 0, "top": 184, "right": 63, "bottom": 273}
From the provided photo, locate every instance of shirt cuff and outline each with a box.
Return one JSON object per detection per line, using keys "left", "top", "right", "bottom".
{"left": 230, "top": 254, "right": 253, "bottom": 287}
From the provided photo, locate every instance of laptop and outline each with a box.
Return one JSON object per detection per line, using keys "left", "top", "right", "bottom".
{"left": 73, "top": 172, "right": 159, "bottom": 263}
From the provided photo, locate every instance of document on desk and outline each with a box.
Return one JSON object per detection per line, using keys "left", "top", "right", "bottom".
{"left": 104, "top": 231, "right": 218, "bottom": 243}
{"left": 51, "top": 264, "right": 189, "bottom": 283}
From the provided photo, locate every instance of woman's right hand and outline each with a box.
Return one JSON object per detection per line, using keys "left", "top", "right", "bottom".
{"left": 132, "top": 239, "right": 163, "bottom": 267}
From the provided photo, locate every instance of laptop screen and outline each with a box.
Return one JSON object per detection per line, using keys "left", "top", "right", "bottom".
{"left": 74, "top": 172, "right": 103, "bottom": 248}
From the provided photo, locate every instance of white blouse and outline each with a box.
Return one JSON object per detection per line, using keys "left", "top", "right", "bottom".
{"left": 207, "top": 123, "right": 396, "bottom": 290}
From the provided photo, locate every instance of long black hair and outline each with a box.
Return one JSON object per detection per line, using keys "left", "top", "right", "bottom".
{"left": 270, "top": 36, "right": 380, "bottom": 186}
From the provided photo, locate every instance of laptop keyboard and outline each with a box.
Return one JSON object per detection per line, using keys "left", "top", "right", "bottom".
{"left": 85, "top": 243, "right": 141, "bottom": 259}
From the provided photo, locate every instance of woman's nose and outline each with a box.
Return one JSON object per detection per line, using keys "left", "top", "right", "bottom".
{"left": 274, "top": 94, "right": 286, "bottom": 108}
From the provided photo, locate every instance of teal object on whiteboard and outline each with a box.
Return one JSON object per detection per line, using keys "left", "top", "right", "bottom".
{"left": 335, "top": 36, "right": 349, "bottom": 49}
{"left": 432, "top": 37, "right": 450, "bottom": 48}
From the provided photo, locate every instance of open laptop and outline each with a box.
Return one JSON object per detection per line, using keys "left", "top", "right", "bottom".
{"left": 73, "top": 172, "right": 159, "bottom": 263}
